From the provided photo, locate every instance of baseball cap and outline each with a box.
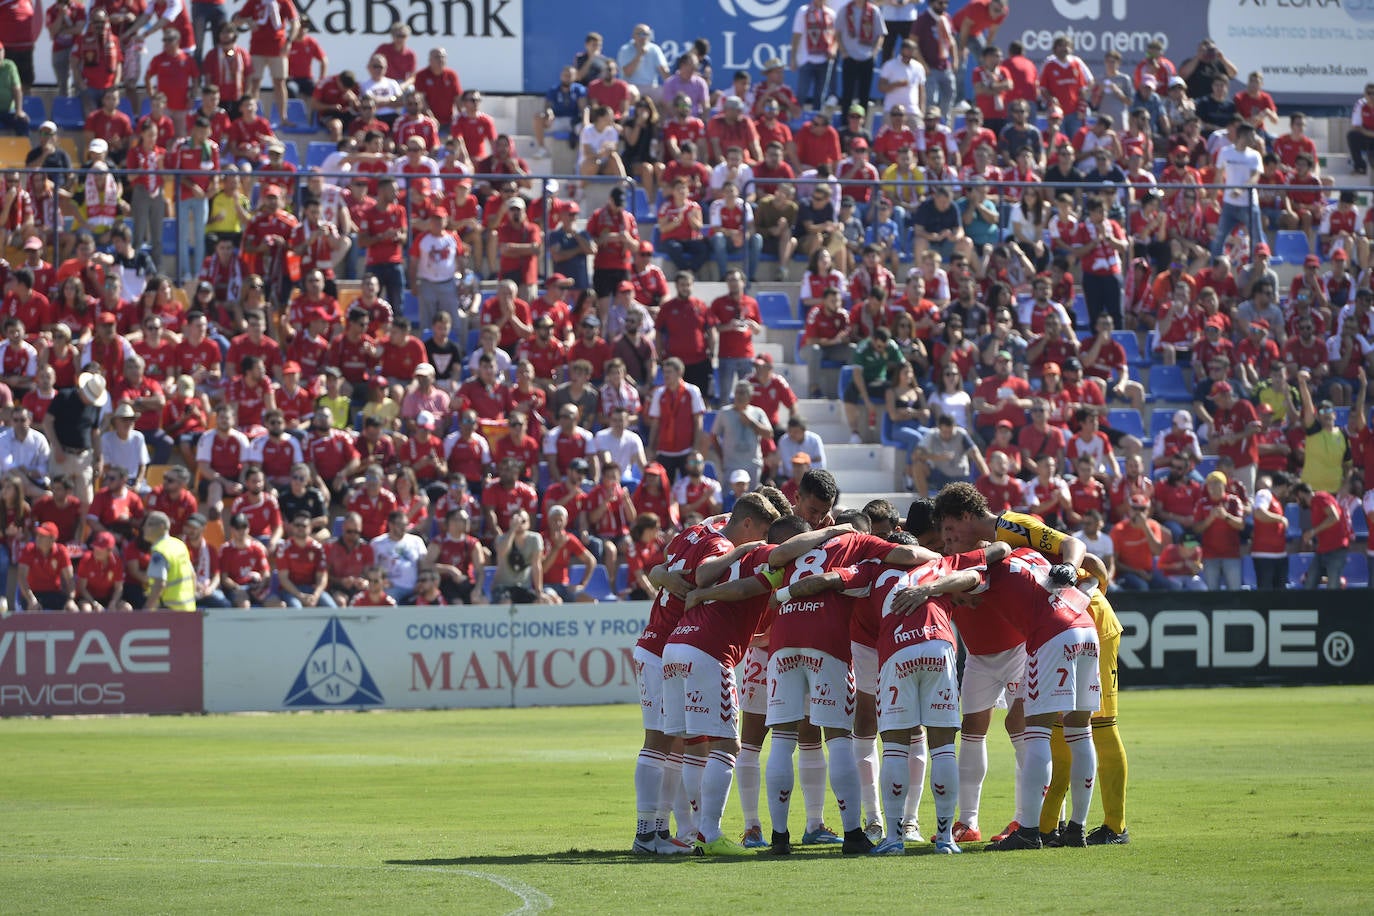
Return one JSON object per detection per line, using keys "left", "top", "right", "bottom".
{"left": 415, "top": 410, "right": 436, "bottom": 430}
{"left": 1169, "top": 76, "right": 1187, "bottom": 88}
{"left": 582, "top": 315, "right": 601, "bottom": 328}
{"left": 729, "top": 469, "right": 751, "bottom": 484}
{"left": 88, "top": 138, "right": 108, "bottom": 155}
{"left": 725, "top": 95, "right": 745, "bottom": 110}
{"left": 616, "top": 280, "right": 635, "bottom": 293}
{"left": 1249, "top": 318, "right": 1269, "bottom": 332}
{"left": 92, "top": 531, "right": 117, "bottom": 550}
{"left": 22, "top": 236, "right": 42, "bottom": 250}
{"left": 638, "top": 240, "right": 654, "bottom": 254}
{"left": 850, "top": 137, "right": 869, "bottom": 150}
{"left": 1205, "top": 470, "right": 1228, "bottom": 487}
{"left": 569, "top": 457, "right": 591, "bottom": 473}
{"left": 1211, "top": 380, "right": 1234, "bottom": 396}
{"left": 762, "top": 57, "right": 784, "bottom": 71}
{"left": 282, "top": 360, "right": 301, "bottom": 375}
{"left": 1333, "top": 248, "right": 1349, "bottom": 260}
{"left": 413, "top": 362, "right": 436, "bottom": 377}
{"left": 36, "top": 522, "right": 59, "bottom": 538}
{"left": 507, "top": 196, "right": 526, "bottom": 210}
{"left": 1129, "top": 493, "right": 1150, "bottom": 509}
{"left": 1141, "top": 75, "right": 1158, "bottom": 88}
{"left": 995, "top": 348, "right": 1013, "bottom": 361}
{"left": 1205, "top": 317, "right": 1224, "bottom": 331}
{"left": 547, "top": 273, "right": 574, "bottom": 287}
{"left": 1172, "top": 409, "right": 1193, "bottom": 429}
{"left": 754, "top": 353, "right": 773, "bottom": 366}
{"left": 848, "top": 103, "right": 866, "bottom": 116}
{"left": 97, "top": 311, "right": 117, "bottom": 325}
{"left": 1042, "top": 362, "right": 1061, "bottom": 376}
{"left": 371, "top": 374, "right": 389, "bottom": 388}
{"left": 995, "top": 419, "right": 1015, "bottom": 429}
{"left": 1254, "top": 243, "right": 1271, "bottom": 256}
{"left": 792, "top": 453, "right": 812, "bottom": 465}
{"left": 38, "top": 120, "right": 56, "bottom": 133}
{"left": 1063, "top": 357, "right": 1083, "bottom": 371}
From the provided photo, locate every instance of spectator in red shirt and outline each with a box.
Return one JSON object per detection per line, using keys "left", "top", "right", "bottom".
{"left": 1195, "top": 469, "right": 1246, "bottom": 589}
{"left": 76, "top": 9, "right": 123, "bottom": 113}
{"left": 413, "top": 47, "right": 462, "bottom": 126}
{"left": 426, "top": 508, "right": 484, "bottom": 604}
{"left": 1295, "top": 479, "right": 1352, "bottom": 588}
{"left": 269, "top": 512, "right": 334, "bottom": 606}
{"left": 481, "top": 456, "right": 539, "bottom": 539}
{"left": 17, "top": 522, "right": 78, "bottom": 611}
{"left": 234, "top": 0, "right": 299, "bottom": 133}
{"left": 75, "top": 529, "right": 131, "bottom": 612}
{"left": 357, "top": 177, "right": 408, "bottom": 308}
{"left": 541, "top": 503, "right": 598, "bottom": 602}
{"left": 219, "top": 511, "right": 272, "bottom": 606}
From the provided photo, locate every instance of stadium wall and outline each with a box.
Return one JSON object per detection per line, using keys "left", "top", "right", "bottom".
{"left": 0, "top": 593, "right": 1369, "bottom": 716}
{"left": 519, "top": 0, "right": 1372, "bottom": 103}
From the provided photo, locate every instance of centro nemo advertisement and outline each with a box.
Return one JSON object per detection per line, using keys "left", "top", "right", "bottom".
{"left": 519, "top": 0, "right": 1366, "bottom": 104}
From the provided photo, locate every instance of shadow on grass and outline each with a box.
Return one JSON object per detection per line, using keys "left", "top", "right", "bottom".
{"left": 388, "top": 845, "right": 986, "bottom": 867}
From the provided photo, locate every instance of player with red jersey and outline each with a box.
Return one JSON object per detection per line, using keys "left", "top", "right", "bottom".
{"left": 629, "top": 506, "right": 775, "bottom": 856}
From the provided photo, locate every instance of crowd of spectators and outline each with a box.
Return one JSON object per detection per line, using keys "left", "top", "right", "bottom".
{"left": 0, "top": 5, "right": 1369, "bottom": 609}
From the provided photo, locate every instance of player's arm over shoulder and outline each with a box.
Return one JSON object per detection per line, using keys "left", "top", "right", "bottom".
{"left": 767, "top": 523, "right": 855, "bottom": 567}
{"left": 995, "top": 510, "right": 1084, "bottom": 566}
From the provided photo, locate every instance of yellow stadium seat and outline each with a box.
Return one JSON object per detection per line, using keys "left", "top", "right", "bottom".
{"left": 144, "top": 464, "right": 172, "bottom": 489}
{"left": 0, "top": 136, "right": 32, "bottom": 168}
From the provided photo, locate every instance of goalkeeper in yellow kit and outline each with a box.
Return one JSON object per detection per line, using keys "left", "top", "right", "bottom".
{"left": 933, "top": 487, "right": 1130, "bottom": 845}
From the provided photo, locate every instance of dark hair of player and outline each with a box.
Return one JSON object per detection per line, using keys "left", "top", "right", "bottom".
{"left": 904, "top": 497, "right": 936, "bottom": 536}
{"left": 768, "top": 515, "right": 810, "bottom": 543}
{"left": 932, "top": 482, "right": 990, "bottom": 523}
{"left": 755, "top": 485, "right": 794, "bottom": 520}
{"left": 862, "top": 498, "right": 899, "bottom": 529}
{"left": 798, "top": 468, "right": 839, "bottom": 508}
{"left": 886, "top": 529, "right": 918, "bottom": 545}
{"left": 730, "top": 492, "right": 782, "bottom": 527}
{"left": 834, "top": 509, "right": 870, "bottom": 532}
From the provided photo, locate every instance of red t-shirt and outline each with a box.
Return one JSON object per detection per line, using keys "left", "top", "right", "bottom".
{"left": 19, "top": 542, "right": 72, "bottom": 592}
{"left": 274, "top": 537, "right": 327, "bottom": 588}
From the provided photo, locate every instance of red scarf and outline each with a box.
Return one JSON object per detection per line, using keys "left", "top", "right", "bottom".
{"left": 846, "top": 2, "right": 878, "bottom": 45}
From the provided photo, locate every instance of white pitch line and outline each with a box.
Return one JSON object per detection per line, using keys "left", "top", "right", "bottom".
{"left": 0, "top": 854, "right": 553, "bottom": 915}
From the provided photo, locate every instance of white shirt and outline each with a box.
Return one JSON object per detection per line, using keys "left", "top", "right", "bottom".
{"left": 878, "top": 55, "right": 926, "bottom": 114}
{"left": 246, "top": 432, "right": 303, "bottom": 467}
{"left": 1217, "top": 143, "right": 1262, "bottom": 207}
{"left": 412, "top": 231, "right": 464, "bottom": 282}
{"left": 591, "top": 427, "right": 647, "bottom": 473}
{"left": 578, "top": 123, "right": 621, "bottom": 167}
{"left": 792, "top": 4, "right": 836, "bottom": 66}
{"left": 466, "top": 346, "right": 512, "bottom": 377}
{"left": 1016, "top": 297, "right": 1073, "bottom": 330}
{"left": 776, "top": 429, "right": 827, "bottom": 469}
{"left": 360, "top": 76, "right": 404, "bottom": 115}
{"left": 672, "top": 473, "right": 722, "bottom": 507}
{"left": 389, "top": 155, "right": 440, "bottom": 194}
{"left": 100, "top": 429, "right": 150, "bottom": 480}
{"left": 370, "top": 532, "right": 427, "bottom": 591}
{"left": 836, "top": 1, "right": 887, "bottom": 61}
{"left": 0, "top": 339, "right": 37, "bottom": 377}
{"left": 709, "top": 161, "right": 755, "bottom": 195}
{"left": 882, "top": 0, "right": 919, "bottom": 22}
{"left": 0, "top": 426, "right": 51, "bottom": 478}
{"left": 1074, "top": 528, "right": 1115, "bottom": 559}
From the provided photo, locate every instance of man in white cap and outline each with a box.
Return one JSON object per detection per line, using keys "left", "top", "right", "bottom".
{"left": 42, "top": 367, "right": 109, "bottom": 503}
{"left": 1151, "top": 408, "right": 1203, "bottom": 475}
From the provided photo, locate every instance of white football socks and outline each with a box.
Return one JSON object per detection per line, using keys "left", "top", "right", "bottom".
{"left": 880, "top": 745, "right": 909, "bottom": 843}
{"left": 1064, "top": 725, "right": 1097, "bottom": 826}
{"left": 699, "top": 750, "right": 737, "bottom": 844}
{"left": 735, "top": 742, "right": 762, "bottom": 829}
{"left": 825, "top": 735, "right": 862, "bottom": 832}
{"left": 798, "top": 741, "right": 827, "bottom": 831}
{"left": 905, "top": 730, "right": 927, "bottom": 822}
{"left": 852, "top": 735, "right": 880, "bottom": 826}
{"left": 1008, "top": 729, "right": 1027, "bottom": 826}
{"left": 930, "top": 744, "right": 958, "bottom": 843}
{"left": 679, "top": 752, "right": 706, "bottom": 838}
{"left": 958, "top": 732, "right": 988, "bottom": 829}
{"left": 1018, "top": 726, "right": 1053, "bottom": 833}
{"left": 766, "top": 732, "right": 798, "bottom": 835}
{"left": 635, "top": 748, "right": 666, "bottom": 837}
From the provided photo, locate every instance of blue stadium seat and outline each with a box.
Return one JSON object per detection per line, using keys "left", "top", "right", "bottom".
{"left": 1343, "top": 552, "right": 1369, "bottom": 587}
{"left": 1353, "top": 505, "right": 1368, "bottom": 539}
{"left": 1107, "top": 408, "right": 1144, "bottom": 439}
{"left": 1149, "top": 409, "right": 1175, "bottom": 441}
{"left": 482, "top": 566, "right": 495, "bottom": 595}
{"left": 1284, "top": 503, "right": 1305, "bottom": 540}
{"left": 22, "top": 95, "right": 44, "bottom": 126}
{"left": 306, "top": 141, "right": 334, "bottom": 169}
{"left": 1334, "top": 406, "right": 1351, "bottom": 428}
{"left": 402, "top": 290, "right": 419, "bottom": 322}
{"left": 331, "top": 516, "right": 344, "bottom": 539}
{"left": 1148, "top": 365, "right": 1191, "bottom": 403}
{"left": 632, "top": 187, "right": 656, "bottom": 224}
{"left": 117, "top": 97, "right": 134, "bottom": 119}
{"left": 614, "top": 564, "right": 629, "bottom": 593}
{"left": 758, "top": 291, "right": 802, "bottom": 330}
{"left": 702, "top": 410, "right": 716, "bottom": 433}
{"left": 1113, "top": 330, "right": 1149, "bottom": 367}
{"left": 582, "top": 565, "right": 617, "bottom": 601}
{"left": 1287, "top": 553, "right": 1313, "bottom": 587}
{"left": 1271, "top": 230, "right": 1310, "bottom": 266}
{"left": 281, "top": 143, "right": 300, "bottom": 167}
{"left": 1241, "top": 556, "right": 1256, "bottom": 589}
{"left": 1071, "top": 295, "right": 1088, "bottom": 328}
{"left": 161, "top": 218, "right": 178, "bottom": 258}
{"left": 278, "top": 99, "right": 314, "bottom": 133}
{"left": 838, "top": 365, "right": 855, "bottom": 400}
{"left": 52, "top": 96, "right": 83, "bottom": 130}
{"left": 1196, "top": 455, "right": 1219, "bottom": 478}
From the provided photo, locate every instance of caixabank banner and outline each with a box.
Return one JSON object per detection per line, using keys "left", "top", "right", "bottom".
{"left": 522, "top": 1, "right": 1367, "bottom": 105}
{"left": 0, "top": 612, "right": 203, "bottom": 716}
{"left": 201, "top": 603, "right": 652, "bottom": 713}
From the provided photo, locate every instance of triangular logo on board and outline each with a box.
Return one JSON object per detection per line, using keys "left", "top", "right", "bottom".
{"left": 284, "top": 617, "right": 384, "bottom": 707}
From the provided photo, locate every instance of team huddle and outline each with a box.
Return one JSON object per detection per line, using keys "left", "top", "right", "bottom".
{"left": 630, "top": 472, "right": 1129, "bottom": 856}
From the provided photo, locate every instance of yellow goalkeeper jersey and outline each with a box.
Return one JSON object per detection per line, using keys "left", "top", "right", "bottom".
{"left": 993, "top": 511, "right": 1122, "bottom": 640}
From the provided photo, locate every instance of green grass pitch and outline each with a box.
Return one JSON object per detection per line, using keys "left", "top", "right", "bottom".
{"left": 2, "top": 685, "right": 1373, "bottom": 913}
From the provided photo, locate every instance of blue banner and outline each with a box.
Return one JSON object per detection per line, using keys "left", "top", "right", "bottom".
{"left": 521, "top": 1, "right": 1363, "bottom": 105}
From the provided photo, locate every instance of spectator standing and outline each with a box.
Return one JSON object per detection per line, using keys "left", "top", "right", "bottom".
{"left": 1295, "top": 481, "right": 1351, "bottom": 589}
{"left": 234, "top": 0, "right": 299, "bottom": 130}
{"left": 912, "top": 0, "right": 957, "bottom": 118}
{"left": 1348, "top": 83, "right": 1374, "bottom": 175}
{"left": 791, "top": 0, "right": 839, "bottom": 109}
{"left": 1109, "top": 493, "right": 1171, "bottom": 590}
{"left": 617, "top": 24, "right": 669, "bottom": 97}
{"left": 713, "top": 380, "right": 771, "bottom": 488}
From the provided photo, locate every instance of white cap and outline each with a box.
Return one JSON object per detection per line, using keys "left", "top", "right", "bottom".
{"left": 728, "top": 469, "right": 751, "bottom": 484}
{"left": 88, "top": 138, "right": 108, "bottom": 155}
{"left": 1172, "top": 409, "right": 1193, "bottom": 430}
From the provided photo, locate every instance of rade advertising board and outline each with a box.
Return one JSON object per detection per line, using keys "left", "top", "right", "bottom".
{"left": 523, "top": 1, "right": 1365, "bottom": 106}
{"left": 1112, "top": 590, "right": 1373, "bottom": 687}
{"left": 201, "top": 603, "right": 650, "bottom": 713}
{"left": 0, "top": 612, "right": 203, "bottom": 716}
